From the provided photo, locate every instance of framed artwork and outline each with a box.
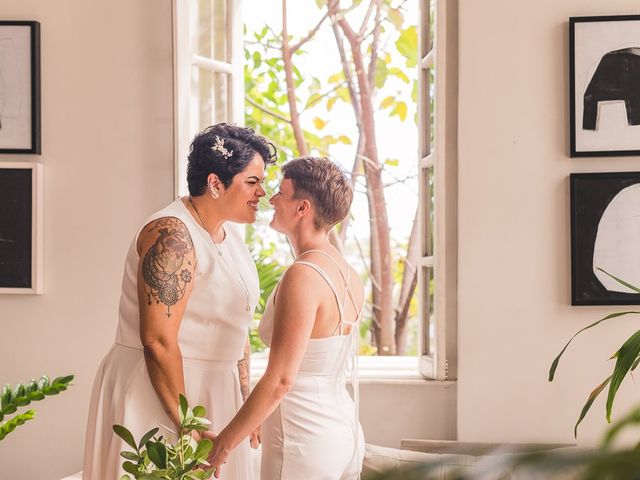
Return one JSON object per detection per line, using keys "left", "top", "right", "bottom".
{"left": 0, "top": 163, "right": 43, "bottom": 294}
{"left": 570, "top": 172, "right": 640, "bottom": 305}
{"left": 570, "top": 15, "right": 640, "bottom": 157}
{"left": 0, "top": 21, "right": 41, "bottom": 154}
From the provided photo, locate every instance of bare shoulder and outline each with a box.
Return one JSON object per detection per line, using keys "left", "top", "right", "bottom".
{"left": 137, "top": 216, "right": 195, "bottom": 318}
{"left": 137, "top": 216, "right": 194, "bottom": 255}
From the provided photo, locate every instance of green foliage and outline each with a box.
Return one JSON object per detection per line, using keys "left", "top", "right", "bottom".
{"left": 549, "top": 269, "right": 640, "bottom": 437}
{"left": 244, "top": 0, "right": 420, "bottom": 355}
{"left": 0, "top": 374, "right": 74, "bottom": 441}
{"left": 248, "top": 250, "right": 287, "bottom": 353}
{"left": 115, "top": 394, "right": 214, "bottom": 480}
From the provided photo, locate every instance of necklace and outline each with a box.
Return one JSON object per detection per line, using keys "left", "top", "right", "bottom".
{"left": 188, "top": 196, "right": 252, "bottom": 312}
{"left": 189, "top": 196, "right": 222, "bottom": 256}
{"left": 224, "top": 243, "right": 252, "bottom": 312}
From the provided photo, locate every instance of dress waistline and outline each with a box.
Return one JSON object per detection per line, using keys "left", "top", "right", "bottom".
{"left": 114, "top": 342, "right": 239, "bottom": 369}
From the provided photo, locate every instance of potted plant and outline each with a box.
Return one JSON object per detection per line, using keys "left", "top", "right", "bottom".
{"left": 0, "top": 374, "right": 74, "bottom": 441}
{"left": 114, "top": 394, "right": 215, "bottom": 480}
{"left": 549, "top": 268, "right": 640, "bottom": 437}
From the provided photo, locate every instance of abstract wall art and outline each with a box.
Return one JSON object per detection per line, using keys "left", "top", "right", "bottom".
{"left": 0, "top": 21, "right": 40, "bottom": 154}
{"left": 0, "top": 163, "right": 43, "bottom": 294}
{"left": 570, "top": 15, "right": 640, "bottom": 157}
{"left": 570, "top": 172, "right": 640, "bottom": 305}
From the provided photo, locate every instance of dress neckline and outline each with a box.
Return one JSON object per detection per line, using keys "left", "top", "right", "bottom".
{"left": 178, "top": 197, "right": 228, "bottom": 247}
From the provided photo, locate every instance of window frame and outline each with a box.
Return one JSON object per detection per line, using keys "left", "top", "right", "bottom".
{"left": 417, "top": 0, "right": 458, "bottom": 380}
{"left": 172, "top": 0, "right": 244, "bottom": 196}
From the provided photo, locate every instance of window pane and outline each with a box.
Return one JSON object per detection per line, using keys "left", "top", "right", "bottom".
{"left": 191, "top": 68, "right": 229, "bottom": 131}
{"left": 421, "top": 164, "right": 434, "bottom": 257}
{"left": 193, "top": 0, "right": 229, "bottom": 62}
{"left": 421, "top": 266, "right": 435, "bottom": 357}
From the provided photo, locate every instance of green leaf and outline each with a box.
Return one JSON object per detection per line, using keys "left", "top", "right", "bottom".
{"left": 385, "top": 158, "right": 400, "bottom": 167}
{"left": 138, "top": 427, "right": 159, "bottom": 450}
{"left": 119, "top": 451, "right": 140, "bottom": 461}
{"left": 391, "top": 101, "right": 408, "bottom": 121}
{"left": 549, "top": 311, "right": 640, "bottom": 381}
{"left": 388, "top": 8, "right": 404, "bottom": 29}
{"left": 312, "top": 117, "right": 327, "bottom": 130}
{"left": 337, "top": 135, "right": 352, "bottom": 145}
{"left": 606, "top": 330, "right": 640, "bottom": 422}
{"left": 327, "top": 71, "right": 343, "bottom": 84}
{"left": 122, "top": 461, "right": 139, "bottom": 476}
{"left": 147, "top": 441, "right": 168, "bottom": 469}
{"left": 597, "top": 268, "right": 640, "bottom": 294}
{"left": 113, "top": 425, "right": 138, "bottom": 452}
{"left": 389, "top": 67, "right": 410, "bottom": 83}
{"left": 380, "top": 95, "right": 395, "bottom": 109}
{"left": 2, "top": 404, "right": 17, "bottom": 415}
{"left": 179, "top": 394, "right": 188, "bottom": 423}
{"left": 574, "top": 375, "right": 612, "bottom": 438}
{"left": 374, "top": 58, "right": 388, "bottom": 89}
{"left": 42, "top": 385, "right": 60, "bottom": 395}
{"left": 396, "top": 26, "right": 417, "bottom": 68}
{"left": 14, "top": 396, "right": 30, "bottom": 407}
{"left": 253, "top": 51, "right": 262, "bottom": 69}
{"left": 28, "top": 391, "right": 45, "bottom": 401}
{"left": 119, "top": 476, "right": 132, "bottom": 480}
{"left": 194, "top": 439, "right": 213, "bottom": 459}
{"left": 52, "top": 375, "right": 74, "bottom": 386}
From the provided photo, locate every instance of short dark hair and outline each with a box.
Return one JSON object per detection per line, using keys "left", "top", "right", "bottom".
{"left": 282, "top": 156, "right": 353, "bottom": 230}
{"left": 187, "top": 123, "right": 277, "bottom": 195}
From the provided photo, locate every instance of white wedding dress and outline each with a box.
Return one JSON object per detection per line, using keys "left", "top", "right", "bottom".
{"left": 82, "top": 198, "right": 258, "bottom": 480}
{"left": 258, "top": 251, "right": 365, "bottom": 480}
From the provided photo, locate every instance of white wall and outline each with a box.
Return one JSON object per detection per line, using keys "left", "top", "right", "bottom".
{"left": 0, "top": 0, "right": 174, "bottom": 478}
{"left": 458, "top": 0, "right": 640, "bottom": 446}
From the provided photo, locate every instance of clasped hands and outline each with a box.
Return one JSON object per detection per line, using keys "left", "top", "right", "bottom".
{"left": 203, "top": 426, "right": 261, "bottom": 478}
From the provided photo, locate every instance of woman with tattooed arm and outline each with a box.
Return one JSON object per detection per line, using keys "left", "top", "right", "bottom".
{"left": 82, "top": 124, "right": 276, "bottom": 479}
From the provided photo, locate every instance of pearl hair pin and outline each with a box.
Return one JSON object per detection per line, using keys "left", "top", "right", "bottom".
{"left": 211, "top": 135, "right": 233, "bottom": 159}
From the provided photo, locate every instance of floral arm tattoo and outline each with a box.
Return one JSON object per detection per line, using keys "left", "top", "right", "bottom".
{"left": 238, "top": 339, "right": 251, "bottom": 402}
{"left": 141, "top": 217, "right": 194, "bottom": 318}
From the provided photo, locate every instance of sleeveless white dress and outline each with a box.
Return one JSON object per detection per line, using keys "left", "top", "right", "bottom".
{"left": 83, "top": 198, "right": 258, "bottom": 480}
{"left": 258, "top": 252, "right": 365, "bottom": 480}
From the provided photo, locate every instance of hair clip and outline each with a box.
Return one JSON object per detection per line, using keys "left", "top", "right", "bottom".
{"left": 211, "top": 135, "right": 233, "bottom": 159}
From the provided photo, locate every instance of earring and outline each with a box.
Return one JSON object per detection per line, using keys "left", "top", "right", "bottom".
{"left": 209, "top": 183, "right": 220, "bottom": 200}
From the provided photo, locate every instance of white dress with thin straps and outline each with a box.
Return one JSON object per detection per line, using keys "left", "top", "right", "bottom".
{"left": 258, "top": 253, "right": 365, "bottom": 480}
{"left": 82, "top": 198, "right": 258, "bottom": 480}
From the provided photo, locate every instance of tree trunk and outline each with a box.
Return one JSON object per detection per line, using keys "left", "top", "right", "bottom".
{"left": 334, "top": 5, "right": 394, "bottom": 355}
{"left": 394, "top": 207, "right": 419, "bottom": 354}
{"left": 282, "top": 0, "right": 308, "bottom": 156}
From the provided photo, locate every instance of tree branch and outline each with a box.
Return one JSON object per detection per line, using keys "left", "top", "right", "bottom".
{"left": 300, "top": 81, "right": 349, "bottom": 113}
{"left": 282, "top": 0, "right": 309, "bottom": 156}
{"left": 358, "top": 1, "right": 375, "bottom": 37}
{"left": 245, "top": 95, "right": 292, "bottom": 124}
{"left": 367, "top": 0, "right": 382, "bottom": 89}
{"left": 291, "top": 10, "right": 330, "bottom": 53}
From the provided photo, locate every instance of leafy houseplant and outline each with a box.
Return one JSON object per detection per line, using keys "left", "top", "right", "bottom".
{"left": 0, "top": 374, "right": 74, "bottom": 441}
{"left": 114, "top": 394, "right": 215, "bottom": 480}
{"left": 549, "top": 268, "right": 640, "bottom": 436}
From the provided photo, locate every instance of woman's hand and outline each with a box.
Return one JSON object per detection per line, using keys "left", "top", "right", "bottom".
{"left": 249, "top": 425, "right": 262, "bottom": 448}
{"left": 208, "top": 431, "right": 231, "bottom": 479}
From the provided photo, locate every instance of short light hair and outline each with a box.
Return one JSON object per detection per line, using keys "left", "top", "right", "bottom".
{"left": 282, "top": 156, "right": 353, "bottom": 231}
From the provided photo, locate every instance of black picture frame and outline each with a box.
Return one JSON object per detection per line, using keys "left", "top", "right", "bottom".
{"left": 0, "top": 163, "right": 43, "bottom": 294}
{"left": 571, "top": 172, "right": 640, "bottom": 305}
{"left": 0, "top": 21, "right": 41, "bottom": 154}
{"left": 569, "top": 15, "right": 640, "bottom": 157}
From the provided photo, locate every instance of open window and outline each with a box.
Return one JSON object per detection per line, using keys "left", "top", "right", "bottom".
{"left": 173, "top": 0, "right": 244, "bottom": 196}
{"left": 417, "top": 0, "right": 458, "bottom": 380}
